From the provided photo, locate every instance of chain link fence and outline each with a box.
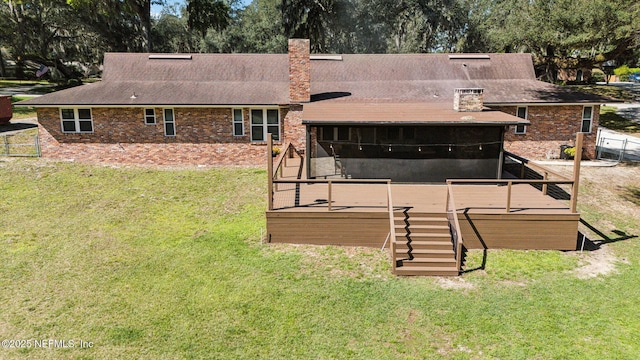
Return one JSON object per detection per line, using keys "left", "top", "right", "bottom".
{"left": 596, "top": 135, "right": 640, "bottom": 162}
{"left": 0, "top": 132, "right": 41, "bottom": 157}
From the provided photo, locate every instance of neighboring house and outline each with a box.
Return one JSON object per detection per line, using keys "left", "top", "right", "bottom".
{"left": 557, "top": 67, "right": 592, "bottom": 83}
{"left": 19, "top": 39, "right": 610, "bottom": 172}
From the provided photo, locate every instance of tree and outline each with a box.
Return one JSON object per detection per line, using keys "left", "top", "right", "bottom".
{"left": 463, "top": 0, "right": 640, "bottom": 80}
{"left": 280, "top": 0, "right": 339, "bottom": 52}
{"left": 1, "top": 0, "right": 89, "bottom": 80}
{"left": 67, "top": 0, "right": 154, "bottom": 52}
{"left": 186, "top": 0, "right": 230, "bottom": 39}
{"left": 152, "top": 10, "right": 199, "bottom": 53}
{"left": 369, "top": 0, "right": 467, "bottom": 53}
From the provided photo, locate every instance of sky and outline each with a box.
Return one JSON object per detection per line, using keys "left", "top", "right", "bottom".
{"left": 153, "top": 0, "right": 253, "bottom": 16}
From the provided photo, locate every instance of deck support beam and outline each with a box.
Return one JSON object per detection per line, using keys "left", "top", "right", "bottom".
{"left": 570, "top": 133, "right": 583, "bottom": 213}
{"left": 267, "top": 134, "right": 274, "bottom": 211}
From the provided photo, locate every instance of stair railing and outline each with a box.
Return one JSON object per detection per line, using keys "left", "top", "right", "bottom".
{"left": 268, "top": 137, "right": 304, "bottom": 211}
{"left": 386, "top": 180, "right": 398, "bottom": 274}
{"left": 445, "top": 182, "right": 464, "bottom": 273}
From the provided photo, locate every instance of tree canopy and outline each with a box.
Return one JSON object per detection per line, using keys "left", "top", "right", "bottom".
{"left": 0, "top": 0, "right": 638, "bottom": 81}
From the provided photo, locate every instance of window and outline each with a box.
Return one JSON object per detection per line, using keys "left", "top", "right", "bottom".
{"left": 581, "top": 106, "right": 593, "bottom": 133}
{"left": 164, "top": 108, "right": 175, "bottom": 136}
{"left": 251, "top": 109, "right": 279, "bottom": 141}
{"left": 515, "top": 106, "right": 527, "bottom": 134}
{"left": 144, "top": 108, "right": 156, "bottom": 125}
{"left": 60, "top": 108, "right": 93, "bottom": 133}
{"left": 233, "top": 109, "right": 244, "bottom": 136}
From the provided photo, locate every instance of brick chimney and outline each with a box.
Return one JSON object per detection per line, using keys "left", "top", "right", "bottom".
{"left": 453, "top": 88, "right": 484, "bottom": 112}
{"left": 289, "top": 39, "right": 310, "bottom": 103}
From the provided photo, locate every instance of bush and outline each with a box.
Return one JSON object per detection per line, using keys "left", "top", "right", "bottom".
{"left": 613, "top": 65, "right": 640, "bottom": 81}
{"left": 591, "top": 69, "right": 605, "bottom": 83}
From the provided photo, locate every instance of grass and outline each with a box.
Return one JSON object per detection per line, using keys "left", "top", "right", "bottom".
{"left": 9, "top": 96, "right": 36, "bottom": 119}
{"left": 0, "top": 80, "right": 50, "bottom": 87}
{"left": 0, "top": 160, "right": 639, "bottom": 359}
{"left": 0, "top": 129, "right": 39, "bottom": 156}
{"left": 568, "top": 84, "right": 637, "bottom": 102}
{"left": 599, "top": 106, "right": 640, "bottom": 134}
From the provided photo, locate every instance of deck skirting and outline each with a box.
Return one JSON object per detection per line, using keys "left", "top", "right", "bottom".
{"left": 266, "top": 211, "right": 390, "bottom": 247}
{"left": 266, "top": 209, "right": 580, "bottom": 251}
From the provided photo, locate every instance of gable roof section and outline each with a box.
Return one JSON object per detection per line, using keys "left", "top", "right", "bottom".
{"left": 20, "top": 53, "right": 290, "bottom": 106}
{"left": 309, "top": 54, "right": 612, "bottom": 104}
{"left": 20, "top": 51, "right": 614, "bottom": 107}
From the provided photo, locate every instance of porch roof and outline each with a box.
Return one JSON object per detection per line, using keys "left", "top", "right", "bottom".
{"left": 301, "top": 102, "right": 530, "bottom": 126}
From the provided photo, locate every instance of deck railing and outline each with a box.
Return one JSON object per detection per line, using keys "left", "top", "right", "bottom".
{"left": 445, "top": 183, "right": 464, "bottom": 272}
{"left": 270, "top": 178, "right": 392, "bottom": 211}
{"left": 446, "top": 179, "right": 576, "bottom": 213}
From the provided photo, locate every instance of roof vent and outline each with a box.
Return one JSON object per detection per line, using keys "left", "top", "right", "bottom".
{"left": 448, "top": 54, "right": 490, "bottom": 60}
{"left": 310, "top": 55, "right": 343, "bottom": 61}
{"left": 148, "top": 54, "right": 192, "bottom": 60}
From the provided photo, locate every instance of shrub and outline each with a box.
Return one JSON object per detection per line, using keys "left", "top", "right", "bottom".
{"left": 613, "top": 65, "right": 640, "bottom": 81}
{"left": 564, "top": 146, "right": 576, "bottom": 158}
{"left": 591, "top": 69, "right": 604, "bottom": 83}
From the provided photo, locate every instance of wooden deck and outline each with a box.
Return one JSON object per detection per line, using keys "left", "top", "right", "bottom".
{"left": 267, "top": 156, "right": 580, "bottom": 252}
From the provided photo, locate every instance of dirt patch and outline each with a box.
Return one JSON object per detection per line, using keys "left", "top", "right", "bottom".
{"left": 572, "top": 246, "right": 628, "bottom": 279}
{"left": 435, "top": 277, "right": 475, "bottom": 290}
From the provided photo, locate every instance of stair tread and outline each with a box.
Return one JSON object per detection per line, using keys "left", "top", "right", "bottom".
{"left": 401, "top": 257, "right": 456, "bottom": 262}
{"left": 394, "top": 224, "right": 449, "bottom": 229}
{"left": 395, "top": 266, "right": 459, "bottom": 276}
{"left": 395, "top": 240, "right": 453, "bottom": 245}
{"left": 396, "top": 232, "right": 451, "bottom": 242}
{"left": 396, "top": 248, "right": 454, "bottom": 254}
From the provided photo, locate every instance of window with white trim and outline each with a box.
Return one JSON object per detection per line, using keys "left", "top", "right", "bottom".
{"left": 515, "top": 106, "right": 527, "bottom": 134}
{"left": 60, "top": 108, "right": 93, "bottom": 133}
{"left": 164, "top": 108, "right": 175, "bottom": 136}
{"left": 250, "top": 109, "right": 279, "bottom": 141}
{"left": 232, "top": 109, "right": 244, "bottom": 136}
{"left": 581, "top": 106, "right": 593, "bottom": 133}
{"left": 144, "top": 108, "right": 156, "bottom": 125}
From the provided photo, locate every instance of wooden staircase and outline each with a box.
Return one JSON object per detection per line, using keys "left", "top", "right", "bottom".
{"left": 393, "top": 211, "right": 460, "bottom": 276}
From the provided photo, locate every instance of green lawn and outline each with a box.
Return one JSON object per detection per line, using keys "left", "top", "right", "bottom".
{"left": 568, "top": 84, "right": 637, "bottom": 102}
{"left": 0, "top": 160, "right": 638, "bottom": 359}
{"left": 600, "top": 106, "right": 640, "bottom": 134}
{"left": 9, "top": 96, "right": 37, "bottom": 120}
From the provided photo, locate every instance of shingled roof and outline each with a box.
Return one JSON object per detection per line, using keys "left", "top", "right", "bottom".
{"left": 309, "top": 54, "right": 612, "bottom": 104}
{"left": 20, "top": 53, "right": 290, "bottom": 106}
{"left": 20, "top": 51, "right": 612, "bottom": 107}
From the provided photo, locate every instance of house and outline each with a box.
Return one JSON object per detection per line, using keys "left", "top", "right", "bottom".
{"left": 19, "top": 39, "right": 610, "bottom": 169}
{"left": 20, "top": 40, "right": 613, "bottom": 275}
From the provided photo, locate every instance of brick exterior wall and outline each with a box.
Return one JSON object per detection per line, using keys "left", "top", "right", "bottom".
{"left": 288, "top": 39, "right": 311, "bottom": 103}
{"left": 36, "top": 106, "right": 301, "bottom": 166}
{"left": 282, "top": 104, "right": 306, "bottom": 151}
{"left": 498, "top": 104, "right": 599, "bottom": 159}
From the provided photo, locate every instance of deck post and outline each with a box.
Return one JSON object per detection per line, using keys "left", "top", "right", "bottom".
{"left": 542, "top": 172, "right": 548, "bottom": 195}
{"left": 570, "top": 133, "right": 584, "bottom": 213}
{"left": 267, "top": 134, "right": 274, "bottom": 211}
{"left": 506, "top": 181, "right": 512, "bottom": 213}
{"left": 328, "top": 180, "right": 332, "bottom": 211}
